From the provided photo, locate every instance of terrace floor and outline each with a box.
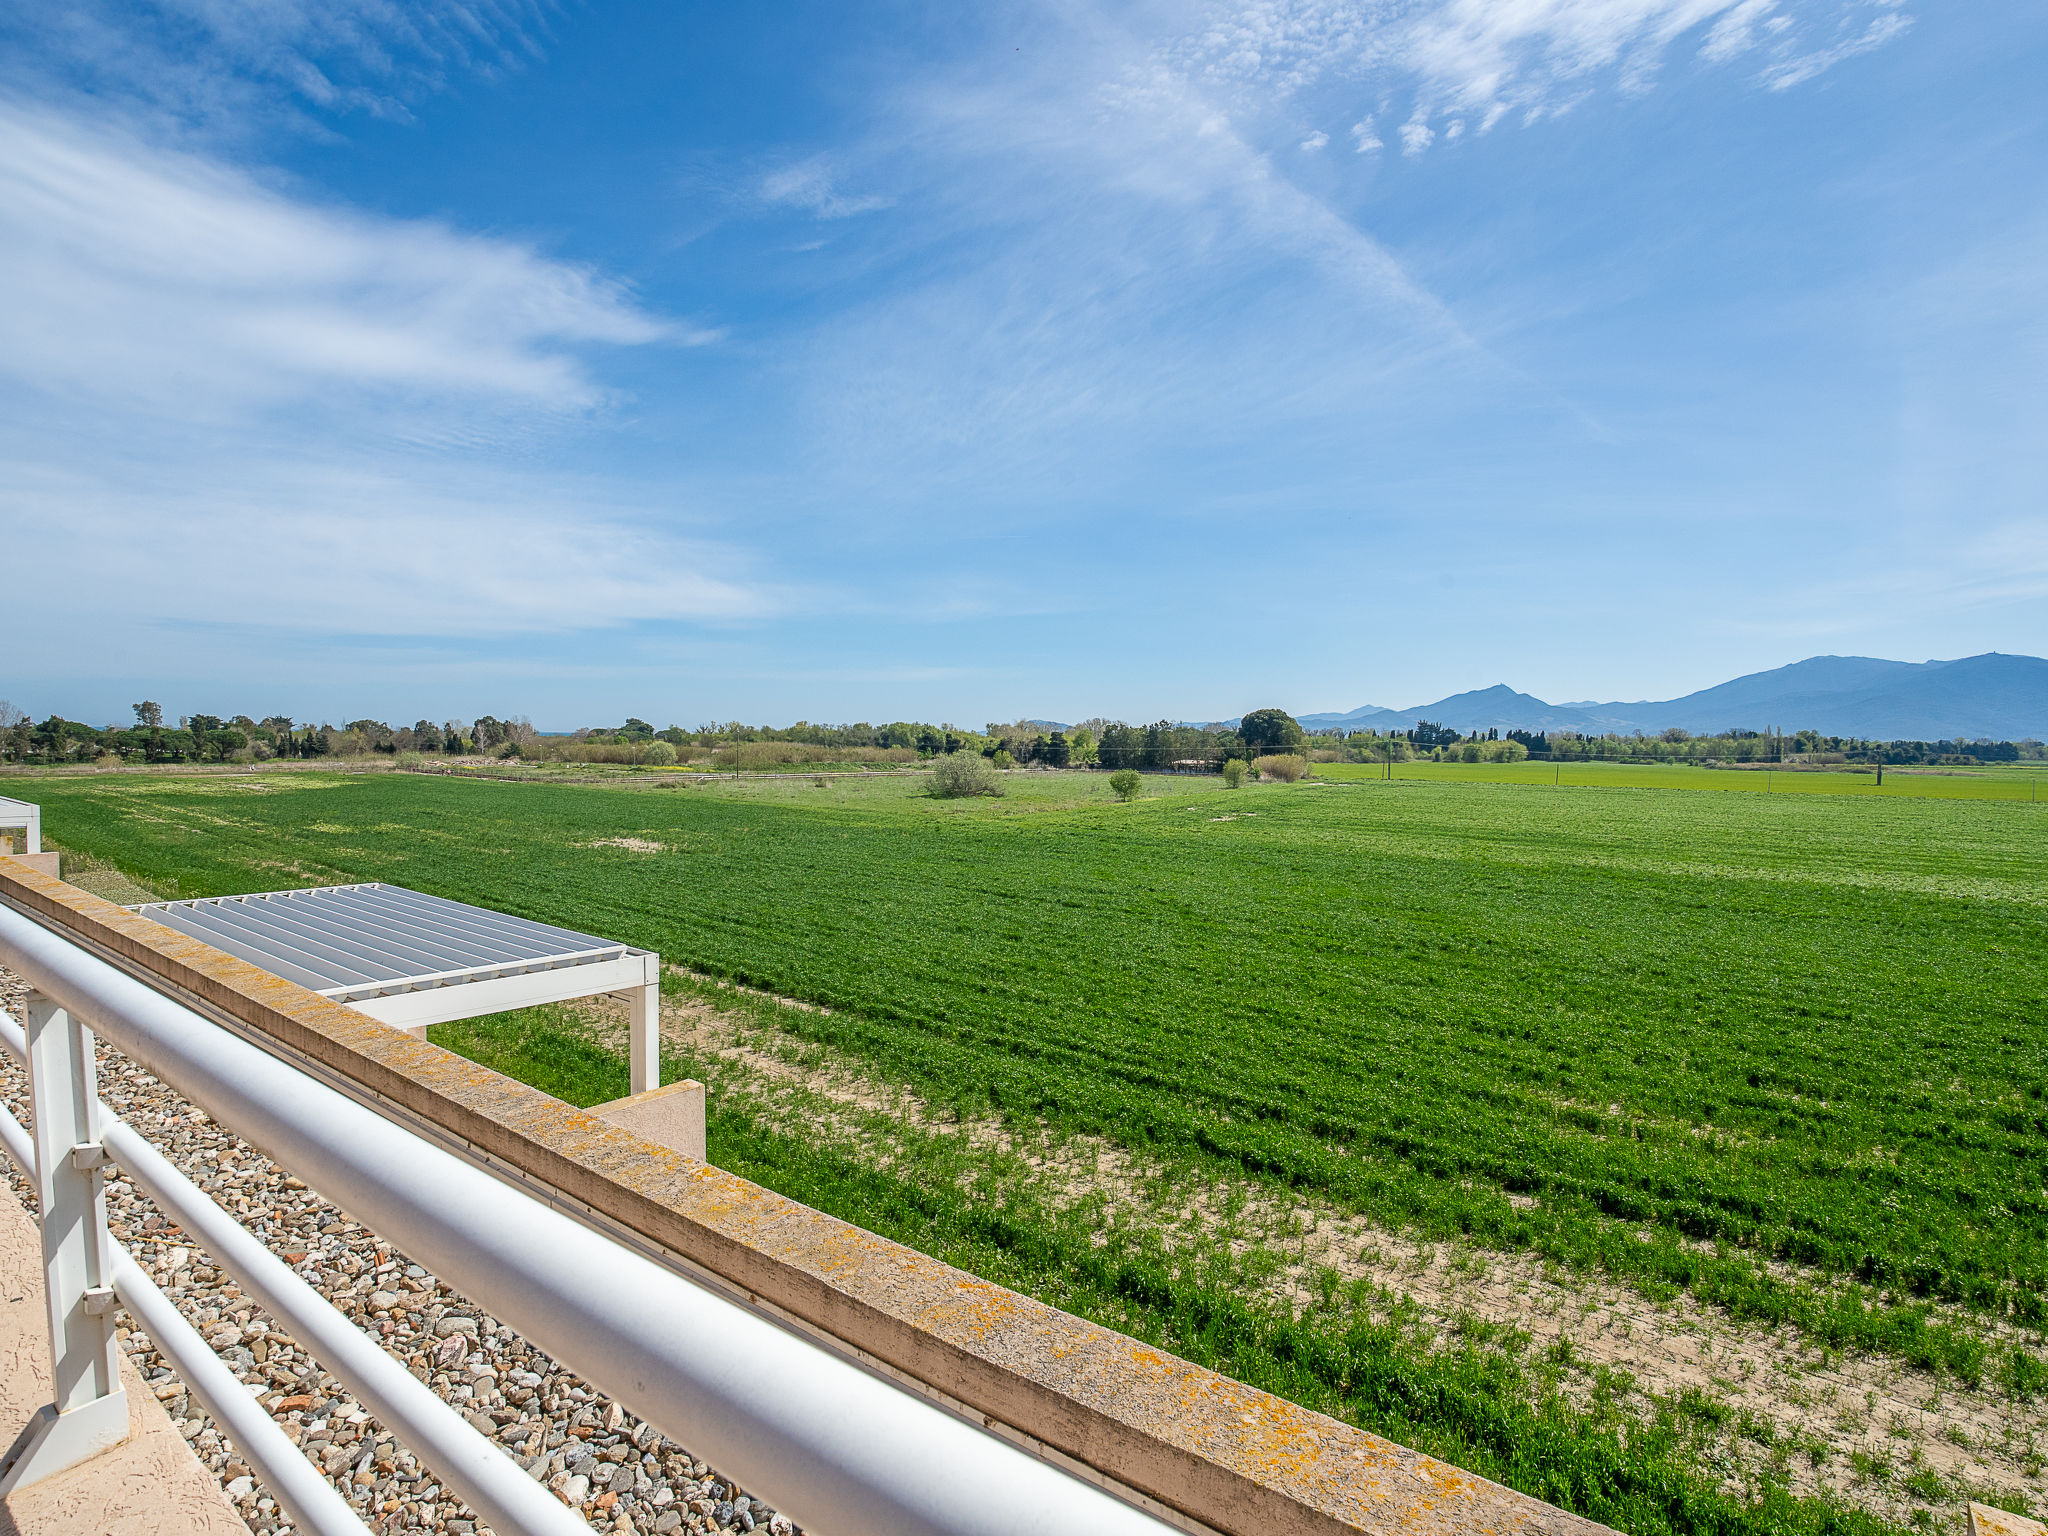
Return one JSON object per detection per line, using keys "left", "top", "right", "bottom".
{"left": 0, "top": 1183, "right": 246, "bottom": 1536}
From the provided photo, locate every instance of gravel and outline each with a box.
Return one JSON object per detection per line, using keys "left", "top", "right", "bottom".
{"left": 0, "top": 967, "right": 801, "bottom": 1536}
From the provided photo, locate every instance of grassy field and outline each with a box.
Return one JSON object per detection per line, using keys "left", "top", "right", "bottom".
{"left": 14, "top": 765, "right": 2048, "bottom": 1536}
{"left": 1319, "top": 759, "right": 2048, "bottom": 800}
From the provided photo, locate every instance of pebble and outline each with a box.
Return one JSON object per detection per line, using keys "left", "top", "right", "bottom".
{"left": 0, "top": 967, "right": 803, "bottom": 1536}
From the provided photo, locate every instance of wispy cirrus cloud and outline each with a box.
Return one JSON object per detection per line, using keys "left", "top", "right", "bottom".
{"left": 0, "top": 0, "right": 551, "bottom": 136}
{"left": 1163, "top": 0, "right": 1911, "bottom": 150}
{"left": 0, "top": 94, "right": 763, "bottom": 648}
{"left": 0, "top": 99, "right": 697, "bottom": 425}
{"left": 760, "top": 157, "right": 894, "bottom": 219}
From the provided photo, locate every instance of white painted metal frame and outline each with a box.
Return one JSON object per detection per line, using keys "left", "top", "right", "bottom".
{"left": 0, "top": 797, "right": 39, "bottom": 857}
{"left": 0, "top": 991, "right": 126, "bottom": 1493}
{"left": 0, "top": 898, "right": 1175, "bottom": 1536}
{"left": 133, "top": 883, "right": 662, "bottom": 1093}
{"left": 0, "top": 1062, "right": 366, "bottom": 1534}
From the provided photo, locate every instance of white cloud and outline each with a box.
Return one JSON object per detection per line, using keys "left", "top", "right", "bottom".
{"left": 0, "top": 0, "right": 544, "bottom": 135}
{"left": 760, "top": 158, "right": 894, "bottom": 218}
{"left": 0, "top": 100, "right": 695, "bottom": 426}
{"left": 1759, "top": 10, "right": 1910, "bottom": 89}
{"left": 0, "top": 97, "right": 771, "bottom": 647}
{"left": 1165, "top": 0, "right": 1913, "bottom": 155}
{"left": 1700, "top": 0, "right": 1781, "bottom": 62}
{"left": 0, "top": 455, "right": 773, "bottom": 638}
{"left": 1300, "top": 128, "right": 1330, "bottom": 148}
{"left": 1399, "top": 105, "right": 1435, "bottom": 153}
{"left": 770, "top": 45, "right": 1490, "bottom": 511}
{"left": 1351, "top": 114, "right": 1384, "bottom": 149}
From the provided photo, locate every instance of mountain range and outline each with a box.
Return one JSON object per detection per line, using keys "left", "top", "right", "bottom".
{"left": 1286, "top": 653, "right": 2048, "bottom": 741}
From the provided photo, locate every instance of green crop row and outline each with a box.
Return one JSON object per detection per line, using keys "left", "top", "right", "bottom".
{"left": 429, "top": 1000, "right": 1914, "bottom": 1536}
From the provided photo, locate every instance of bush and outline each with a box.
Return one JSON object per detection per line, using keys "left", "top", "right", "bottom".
{"left": 1109, "top": 769, "right": 1142, "bottom": 801}
{"left": 1222, "top": 758, "right": 1247, "bottom": 789}
{"left": 1460, "top": 743, "right": 1483, "bottom": 763}
{"left": 1252, "top": 754, "right": 1307, "bottom": 783}
{"left": 930, "top": 752, "right": 1004, "bottom": 797}
{"left": 643, "top": 739, "right": 678, "bottom": 766}
{"left": 991, "top": 749, "right": 1015, "bottom": 770}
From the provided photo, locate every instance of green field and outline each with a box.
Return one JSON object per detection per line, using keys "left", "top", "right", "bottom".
{"left": 1319, "top": 759, "right": 2048, "bottom": 800}
{"left": 15, "top": 766, "right": 2048, "bottom": 1536}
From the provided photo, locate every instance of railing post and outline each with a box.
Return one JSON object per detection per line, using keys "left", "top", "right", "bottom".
{"left": 0, "top": 989, "right": 128, "bottom": 1492}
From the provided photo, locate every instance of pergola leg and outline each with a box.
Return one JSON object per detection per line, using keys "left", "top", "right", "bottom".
{"left": 627, "top": 983, "right": 660, "bottom": 1096}
{"left": 0, "top": 992, "right": 127, "bottom": 1493}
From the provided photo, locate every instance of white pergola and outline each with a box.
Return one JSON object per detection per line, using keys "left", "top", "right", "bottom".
{"left": 132, "top": 883, "right": 662, "bottom": 1094}
{"left": 0, "top": 796, "right": 40, "bottom": 856}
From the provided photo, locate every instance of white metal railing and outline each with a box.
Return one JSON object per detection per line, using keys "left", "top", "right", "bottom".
{"left": 0, "top": 898, "right": 1177, "bottom": 1536}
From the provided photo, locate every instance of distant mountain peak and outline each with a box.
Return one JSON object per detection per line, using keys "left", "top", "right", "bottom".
{"left": 1291, "top": 653, "right": 2048, "bottom": 740}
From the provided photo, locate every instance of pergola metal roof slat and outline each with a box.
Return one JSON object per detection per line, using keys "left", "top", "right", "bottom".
{"left": 219, "top": 896, "right": 524, "bottom": 977}
{"left": 176, "top": 893, "right": 633, "bottom": 1001}
{"left": 131, "top": 884, "right": 642, "bottom": 997}
{"left": 326, "top": 901, "right": 591, "bottom": 970}
{"left": 152, "top": 898, "right": 465, "bottom": 983}
{"left": 348, "top": 885, "right": 616, "bottom": 958}
{"left": 162, "top": 885, "right": 613, "bottom": 979}
{"left": 233, "top": 887, "right": 553, "bottom": 969}
{"left": 144, "top": 905, "right": 383, "bottom": 992}
{"left": 302, "top": 885, "right": 608, "bottom": 969}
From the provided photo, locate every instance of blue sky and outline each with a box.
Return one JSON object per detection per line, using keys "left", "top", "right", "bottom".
{"left": 2, "top": 0, "right": 2043, "bottom": 730}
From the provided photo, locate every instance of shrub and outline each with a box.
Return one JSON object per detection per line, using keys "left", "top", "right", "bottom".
{"left": 1252, "top": 754, "right": 1307, "bottom": 783}
{"left": 991, "top": 749, "right": 1015, "bottom": 770}
{"left": 930, "top": 752, "right": 1003, "bottom": 797}
{"left": 643, "top": 739, "right": 678, "bottom": 766}
{"left": 1222, "top": 758, "right": 1247, "bottom": 789}
{"left": 1460, "top": 743, "right": 1483, "bottom": 763}
{"left": 1109, "top": 769, "right": 1142, "bottom": 801}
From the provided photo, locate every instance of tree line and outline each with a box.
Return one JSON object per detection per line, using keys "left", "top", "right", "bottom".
{"left": 3, "top": 698, "right": 2038, "bottom": 770}
{"left": 0, "top": 702, "right": 535, "bottom": 766}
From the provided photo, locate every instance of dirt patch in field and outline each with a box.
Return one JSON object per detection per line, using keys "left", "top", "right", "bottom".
{"left": 577, "top": 836, "right": 670, "bottom": 853}
{"left": 554, "top": 983, "right": 2048, "bottom": 1531}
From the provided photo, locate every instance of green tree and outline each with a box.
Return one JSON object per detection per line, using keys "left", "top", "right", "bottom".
{"left": 1238, "top": 708, "right": 1305, "bottom": 754}
{"left": 132, "top": 701, "right": 163, "bottom": 728}
{"left": 1222, "top": 758, "right": 1247, "bottom": 788}
{"left": 1095, "top": 723, "right": 1139, "bottom": 768}
{"left": 1109, "top": 769, "right": 1141, "bottom": 801}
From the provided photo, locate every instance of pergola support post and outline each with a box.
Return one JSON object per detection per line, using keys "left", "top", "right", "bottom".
{"left": 627, "top": 981, "right": 660, "bottom": 1096}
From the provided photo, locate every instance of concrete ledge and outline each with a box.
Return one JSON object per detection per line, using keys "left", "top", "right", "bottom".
{"left": 0, "top": 862, "right": 1611, "bottom": 1536}
{"left": 0, "top": 1179, "right": 246, "bottom": 1535}
{"left": 0, "top": 857, "right": 58, "bottom": 880}
{"left": 593, "top": 1079, "right": 706, "bottom": 1163}
{"left": 1971, "top": 1506, "right": 2046, "bottom": 1536}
